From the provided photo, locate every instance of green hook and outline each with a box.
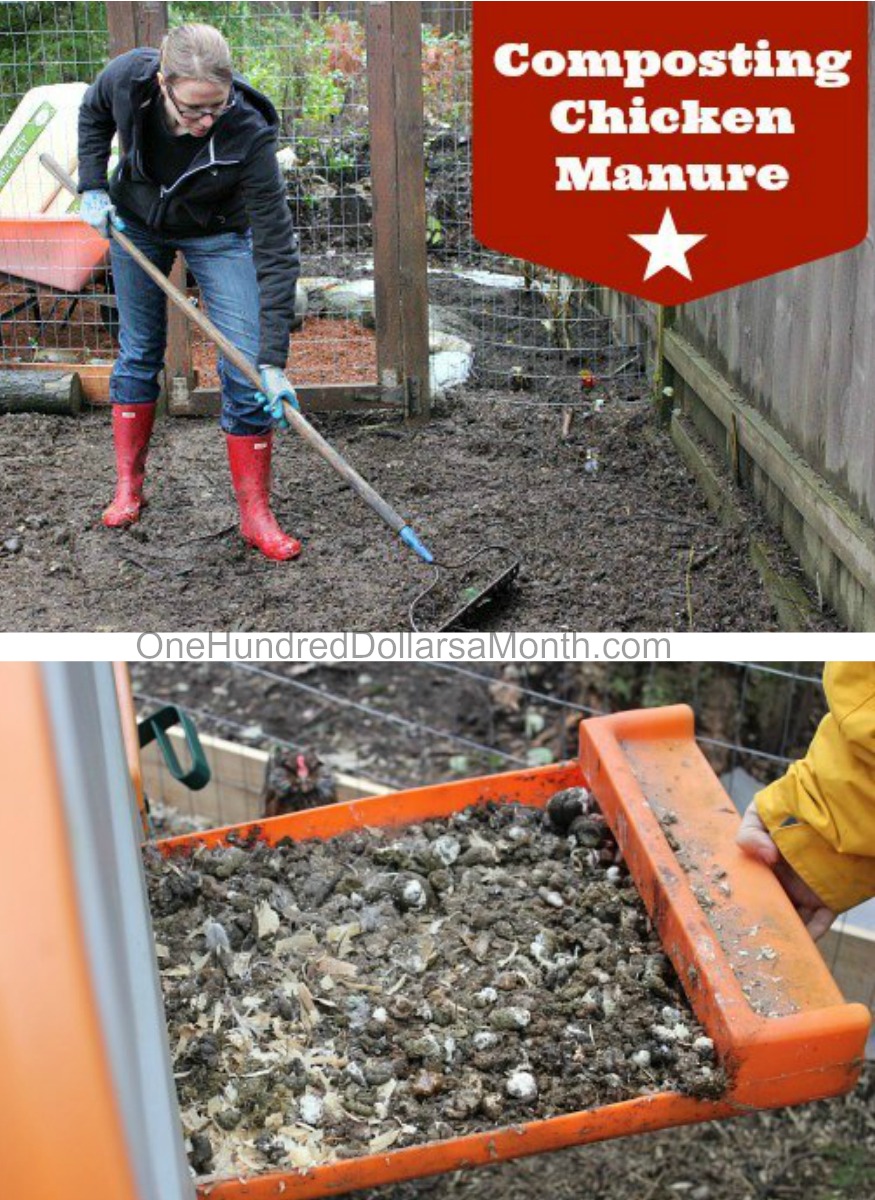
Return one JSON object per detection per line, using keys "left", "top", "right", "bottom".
{"left": 137, "top": 705, "right": 211, "bottom": 791}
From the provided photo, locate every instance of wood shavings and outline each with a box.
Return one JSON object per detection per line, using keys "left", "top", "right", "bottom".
{"left": 147, "top": 801, "right": 726, "bottom": 1182}
{"left": 368, "top": 1127, "right": 401, "bottom": 1153}
{"left": 255, "top": 901, "right": 280, "bottom": 940}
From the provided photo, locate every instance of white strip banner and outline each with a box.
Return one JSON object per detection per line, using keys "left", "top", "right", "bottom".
{"left": 0, "top": 631, "right": 869, "bottom": 663}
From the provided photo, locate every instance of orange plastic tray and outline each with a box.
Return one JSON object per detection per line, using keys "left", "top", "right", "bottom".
{"left": 0, "top": 216, "right": 108, "bottom": 290}
{"left": 155, "top": 706, "right": 870, "bottom": 1200}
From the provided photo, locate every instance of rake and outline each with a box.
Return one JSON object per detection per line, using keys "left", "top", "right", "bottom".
{"left": 41, "top": 154, "right": 522, "bottom": 628}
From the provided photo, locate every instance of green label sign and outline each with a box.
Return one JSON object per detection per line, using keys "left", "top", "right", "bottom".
{"left": 0, "top": 100, "right": 57, "bottom": 191}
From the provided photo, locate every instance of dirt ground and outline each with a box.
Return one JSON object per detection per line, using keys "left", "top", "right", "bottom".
{"left": 131, "top": 661, "right": 827, "bottom": 795}
{"left": 0, "top": 387, "right": 839, "bottom": 632}
{"left": 353, "top": 1075, "right": 874, "bottom": 1200}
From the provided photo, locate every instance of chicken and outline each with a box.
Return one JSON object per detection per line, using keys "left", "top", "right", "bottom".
{"left": 260, "top": 747, "right": 337, "bottom": 817}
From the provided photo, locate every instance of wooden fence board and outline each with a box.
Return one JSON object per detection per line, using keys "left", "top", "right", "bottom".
{"left": 140, "top": 728, "right": 393, "bottom": 828}
{"left": 602, "top": 19, "right": 875, "bottom": 623}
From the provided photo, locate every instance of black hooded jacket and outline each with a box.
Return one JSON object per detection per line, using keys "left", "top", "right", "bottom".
{"left": 78, "top": 48, "right": 299, "bottom": 367}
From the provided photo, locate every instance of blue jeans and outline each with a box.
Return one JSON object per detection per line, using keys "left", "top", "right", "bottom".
{"left": 109, "top": 220, "right": 269, "bottom": 435}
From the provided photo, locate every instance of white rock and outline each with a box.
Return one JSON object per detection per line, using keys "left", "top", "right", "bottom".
{"left": 432, "top": 834, "right": 461, "bottom": 866}
{"left": 472, "top": 1030, "right": 499, "bottom": 1051}
{"left": 276, "top": 145, "right": 298, "bottom": 170}
{"left": 299, "top": 1091, "right": 324, "bottom": 1126}
{"left": 345, "top": 1061, "right": 367, "bottom": 1086}
{"left": 322, "top": 279, "right": 375, "bottom": 320}
{"left": 651, "top": 1023, "right": 676, "bottom": 1042}
{"left": 506, "top": 1070, "right": 538, "bottom": 1101}
{"left": 428, "top": 329, "right": 471, "bottom": 354}
{"left": 401, "top": 878, "right": 427, "bottom": 910}
{"left": 454, "top": 268, "right": 529, "bottom": 290}
{"left": 299, "top": 276, "right": 343, "bottom": 296}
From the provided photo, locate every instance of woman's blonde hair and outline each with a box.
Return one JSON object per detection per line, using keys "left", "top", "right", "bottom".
{"left": 160, "top": 24, "right": 233, "bottom": 86}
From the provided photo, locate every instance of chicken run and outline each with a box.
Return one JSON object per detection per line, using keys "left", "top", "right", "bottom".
{"left": 0, "top": 21, "right": 843, "bottom": 632}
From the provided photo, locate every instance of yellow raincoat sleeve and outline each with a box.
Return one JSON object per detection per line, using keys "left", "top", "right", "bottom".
{"left": 754, "top": 662, "right": 875, "bottom": 914}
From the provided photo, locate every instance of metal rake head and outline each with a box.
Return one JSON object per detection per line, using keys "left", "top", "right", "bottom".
{"left": 408, "top": 544, "right": 521, "bottom": 632}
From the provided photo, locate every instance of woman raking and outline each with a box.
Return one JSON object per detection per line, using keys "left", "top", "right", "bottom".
{"left": 78, "top": 23, "right": 301, "bottom": 560}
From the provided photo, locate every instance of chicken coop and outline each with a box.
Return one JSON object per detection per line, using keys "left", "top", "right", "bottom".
{"left": 0, "top": 0, "right": 652, "bottom": 422}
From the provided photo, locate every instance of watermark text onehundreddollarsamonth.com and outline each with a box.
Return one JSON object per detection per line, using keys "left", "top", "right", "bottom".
{"left": 134, "top": 632, "right": 672, "bottom": 662}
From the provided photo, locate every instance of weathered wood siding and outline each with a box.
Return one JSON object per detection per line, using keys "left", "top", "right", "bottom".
{"left": 597, "top": 11, "right": 875, "bottom": 626}
{"left": 676, "top": 10, "right": 875, "bottom": 526}
{"left": 677, "top": 251, "right": 875, "bottom": 529}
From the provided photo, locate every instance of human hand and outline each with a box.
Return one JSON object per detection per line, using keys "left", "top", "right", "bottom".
{"left": 80, "top": 189, "right": 124, "bottom": 238}
{"left": 257, "top": 365, "right": 299, "bottom": 430}
{"left": 736, "top": 804, "right": 836, "bottom": 940}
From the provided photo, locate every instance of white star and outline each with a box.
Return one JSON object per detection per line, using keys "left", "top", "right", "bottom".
{"left": 629, "top": 209, "right": 706, "bottom": 282}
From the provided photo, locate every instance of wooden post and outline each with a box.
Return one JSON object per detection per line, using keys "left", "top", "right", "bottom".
{"left": 106, "top": 1, "right": 168, "bottom": 55}
{"left": 105, "top": 3, "right": 138, "bottom": 56}
{"left": 104, "top": 1, "right": 194, "bottom": 414}
{"left": 367, "top": 2, "right": 431, "bottom": 420}
{"left": 654, "top": 303, "right": 676, "bottom": 423}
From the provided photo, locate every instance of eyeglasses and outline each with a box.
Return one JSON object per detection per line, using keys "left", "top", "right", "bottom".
{"left": 166, "top": 81, "right": 235, "bottom": 121}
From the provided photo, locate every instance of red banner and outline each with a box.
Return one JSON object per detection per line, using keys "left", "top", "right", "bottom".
{"left": 473, "top": 3, "right": 868, "bottom": 304}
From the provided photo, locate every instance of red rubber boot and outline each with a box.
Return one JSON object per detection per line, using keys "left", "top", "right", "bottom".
{"left": 225, "top": 432, "right": 302, "bottom": 561}
{"left": 103, "top": 403, "right": 157, "bottom": 528}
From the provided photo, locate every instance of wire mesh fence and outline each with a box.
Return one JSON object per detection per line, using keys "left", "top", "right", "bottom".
{"left": 132, "top": 661, "right": 828, "bottom": 811}
{"left": 169, "top": 0, "right": 377, "bottom": 389}
{"left": 421, "top": 0, "right": 653, "bottom": 406}
{"left": 0, "top": 2, "right": 115, "bottom": 370}
{"left": 0, "top": 0, "right": 652, "bottom": 409}
{"left": 0, "top": 0, "right": 380, "bottom": 392}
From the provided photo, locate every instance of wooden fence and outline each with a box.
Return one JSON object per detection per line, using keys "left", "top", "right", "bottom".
{"left": 600, "top": 15, "right": 875, "bottom": 631}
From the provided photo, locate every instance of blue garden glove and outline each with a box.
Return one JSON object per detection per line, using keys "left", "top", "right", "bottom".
{"left": 257, "top": 365, "right": 299, "bottom": 430}
{"left": 80, "top": 189, "right": 125, "bottom": 239}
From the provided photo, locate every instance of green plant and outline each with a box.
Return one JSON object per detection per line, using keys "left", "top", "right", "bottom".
{"left": 821, "top": 1144, "right": 875, "bottom": 1197}
{"left": 421, "top": 26, "right": 470, "bottom": 129}
{"left": 426, "top": 214, "right": 444, "bottom": 248}
{"left": 0, "top": 2, "right": 109, "bottom": 127}
{"left": 169, "top": 4, "right": 364, "bottom": 138}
